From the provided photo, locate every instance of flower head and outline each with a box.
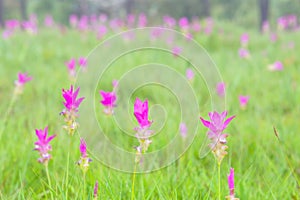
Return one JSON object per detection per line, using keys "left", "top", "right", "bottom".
{"left": 239, "top": 95, "right": 250, "bottom": 109}
{"left": 180, "top": 122, "right": 187, "bottom": 138}
{"left": 240, "top": 33, "right": 249, "bottom": 47}
{"left": 186, "top": 68, "right": 194, "bottom": 81}
{"left": 268, "top": 61, "right": 283, "bottom": 71}
{"left": 78, "top": 57, "right": 87, "bottom": 68}
{"left": 65, "top": 58, "right": 76, "bottom": 77}
{"left": 34, "top": 126, "right": 56, "bottom": 164}
{"left": 15, "top": 72, "right": 32, "bottom": 86}
{"left": 216, "top": 82, "right": 225, "bottom": 97}
{"left": 134, "top": 98, "right": 152, "bottom": 129}
{"left": 226, "top": 168, "right": 239, "bottom": 199}
{"left": 99, "top": 80, "right": 118, "bottom": 115}
{"left": 238, "top": 48, "right": 250, "bottom": 59}
{"left": 172, "top": 46, "right": 182, "bottom": 57}
{"left": 62, "top": 85, "right": 85, "bottom": 113}
{"left": 93, "top": 180, "right": 99, "bottom": 199}
{"left": 77, "top": 138, "right": 92, "bottom": 173}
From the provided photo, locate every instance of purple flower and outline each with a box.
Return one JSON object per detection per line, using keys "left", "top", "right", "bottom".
{"left": 200, "top": 111, "right": 235, "bottom": 136}
{"left": 65, "top": 58, "right": 76, "bottom": 77}
{"left": 172, "top": 46, "right": 182, "bottom": 57}
{"left": 62, "top": 85, "right": 85, "bottom": 113}
{"left": 225, "top": 168, "right": 239, "bottom": 199}
{"left": 34, "top": 126, "right": 56, "bottom": 164}
{"left": 93, "top": 181, "right": 99, "bottom": 199}
{"left": 239, "top": 95, "right": 249, "bottom": 109}
{"left": 77, "top": 138, "right": 92, "bottom": 173}
{"left": 186, "top": 68, "right": 194, "bottom": 81}
{"left": 180, "top": 123, "right": 187, "bottom": 138}
{"left": 78, "top": 57, "right": 87, "bottom": 68}
{"left": 240, "top": 33, "right": 249, "bottom": 47}
{"left": 216, "top": 82, "right": 225, "bottom": 97}
{"left": 15, "top": 72, "right": 32, "bottom": 86}
{"left": 238, "top": 48, "right": 250, "bottom": 59}
{"left": 268, "top": 61, "right": 283, "bottom": 71}
{"left": 134, "top": 98, "right": 152, "bottom": 129}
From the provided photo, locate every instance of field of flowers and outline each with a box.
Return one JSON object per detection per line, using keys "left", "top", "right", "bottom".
{"left": 0, "top": 14, "right": 300, "bottom": 199}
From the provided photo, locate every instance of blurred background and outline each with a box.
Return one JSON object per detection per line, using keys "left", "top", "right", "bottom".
{"left": 0, "top": 0, "right": 300, "bottom": 30}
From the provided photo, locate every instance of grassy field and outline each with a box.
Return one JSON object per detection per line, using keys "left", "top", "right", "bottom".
{"left": 0, "top": 20, "right": 300, "bottom": 199}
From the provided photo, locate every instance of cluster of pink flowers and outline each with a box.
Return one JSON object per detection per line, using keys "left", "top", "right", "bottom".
{"left": 61, "top": 85, "right": 85, "bottom": 135}
{"left": 277, "top": 15, "right": 298, "bottom": 31}
{"left": 65, "top": 57, "right": 88, "bottom": 80}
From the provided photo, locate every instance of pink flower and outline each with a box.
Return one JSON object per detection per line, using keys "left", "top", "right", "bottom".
{"left": 15, "top": 72, "right": 32, "bottom": 87}
{"left": 69, "top": 14, "right": 78, "bottom": 28}
{"left": 34, "top": 126, "right": 56, "bottom": 164}
{"left": 77, "top": 138, "right": 92, "bottom": 173}
{"left": 62, "top": 85, "right": 85, "bottom": 113}
{"left": 239, "top": 95, "right": 249, "bottom": 109}
{"left": 93, "top": 181, "right": 99, "bottom": 199}
{"left": 186, "top": 68, "right": 194, "bottom": 81}
{"left": 179, "top": 17, "right": 189, "bottom": 29}
{"left": 163, "top": 16, "right": 176, "bottom": 28}
{"left": 180, "top": 123, "right": 187, "bottom": 138}
{"left": 65, "top": 58, "right": 76, "bottom": 77}
{"left": 268, "top": 61, "right": 283, "bottom": 71}
{"left": 44, "top": 15, "right": 54, "bottom": 27}
{"left": 216, "top": 82, "right": 225, "bottom": 97}
{"left": 134, "top": 98, "right": 152, "bottom": 129}
{"left": 138, "top": 13, "right": 147, "bottom": 27}
{"left": 78, "top": 57, "right": 87, "bottom": 68}
{"left": 172, "top": 46, "right": 182, "bottom": 57}
{"left": 226, "top": 168, "right": 238, "bottom": 199}
{"left": 100, "top": 91, "right": 116, "bottom": 107}
{"left": 112, "top": 80, "right": 119, "bottom": 89}
{"left": 240, "top": 33, "right": 249, "bottom": 47}
{"left": 238, "top": 48, "right": 250, "bottom": 59}
{"left": 97, "top": 25, "right": 107, "bottom": 39}
{"left": 270, "top": 33, "right": 278, "bottom": 42}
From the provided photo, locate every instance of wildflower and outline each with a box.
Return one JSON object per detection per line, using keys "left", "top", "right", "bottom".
{"left": 240, "top": 33, "right": 249, "bottom": 47}
{"left": 239, "top": 95, "right": 249, "bottom": 109}
{"left": 226, "top": 168, "right": 239, "bottom": 200}
{"left": 200, "top": 111, "right": 235, "bottom": 164}
{"left": 34, "top": 126, "right": 56, "bottom": 164}
{"left": 238, "top": 48, "right": 250, "bottom": 59}
{"left": 61, "top": 85, "right": 85, "bottom": 135}
{"left": 216, "top": 82, "right": 225, "bottom": 97}
{"left": 44, "top": 15, "right": 54, "bottom": 27}
{"left": 77, "top": 138, "right": 92, "bottom": 173}
{"left": 14, "top": 72, "right": 32, "bottom": 94}
{"left": 134, "top": 98, "right": 153, "bottom": 163}
{"left": 93, "top": 180, "right": 99, "bottom": 200}
{"left": 172, "top": 46, "right": 182, "bottom": 57}
{"left": 186, "top": 68, "right": 194, "bottom": 82}
{"left": 65, "top": 58, "right": 77, "bottom": 79}
{"left": 78, "top": 57, "right": 87, "bottom": 68}
{"left": 99, "top": 80, "right": 118, "bottom": 115}
{"left": 268, "top": 61, "right": 283, "bottom": 71}
{"left": 179, "top": 122, "right": 187, "bottom": 138}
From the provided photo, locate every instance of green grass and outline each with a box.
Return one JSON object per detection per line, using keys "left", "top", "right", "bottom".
{"left": 0, "top": 22, "right": 300, "bottom": 199}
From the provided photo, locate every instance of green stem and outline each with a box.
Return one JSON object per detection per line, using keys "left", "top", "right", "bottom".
{"left": 45, "top": 163, "right": 54, "bottom": 200}
{"left": 83, "top": 172, "right": 86, "bottom": 199}
{"left": 0, "top": 92, "right": 17, "bottom": 140}
{"left": 131, "top": 160, "right": 137, "bottom": 200}
{"left": 218, "top": 162, "right": 221, "bottom": 200}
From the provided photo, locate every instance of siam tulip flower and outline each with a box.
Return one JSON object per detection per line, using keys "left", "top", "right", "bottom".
{"left": 226, "top": 168, "right": 239, "bottom": 200}
{"left": 262, "top": 21, "right": 270, "bottom": 34}
{"left": 69, "top": 14, "right": 78, "bottom": 28}
{"left": 14, "top": 72, "right": 32, "bottom": 94}
{"left": 44, "top": 15, "right": 54, "bottom": 27}
{"left": 138, "top": 13, "right": 147, "bottom": 27}
{"left": 97, "top": 25, "right": 107, "bottom": 39}
{"left": 270, "top": 33, "right": 278, "bottom": 42}
{"left": 216, "top": 82, "right": 225, "bottom": 97}
{"left": 172, "top": 46, "right": 182, "bottom": 57}
{"left": 5, "top": 19, "right": 20, "bottom": 31}
{"left": 163, "top": 16, "right": 176, "bottom": 28}
{"left": 134, "top": 98, "right": 153, "bottom": 163}
{"left": 150, "top": 27, "right": 164, "bottom": 40}
{"left": 268, "top": 61, "right": 283, "bottom": 71}
{"left": 78, "top": 57, "right": 87, "bottom": 69}
{"left": 191, "top": 19, "right": 201, "bottom": 32}
{"left": 99, "top": 14, "right": 107, "bottom": 23}
{"left": 178, "top": 17, "right": 189, "bottom": 31}
{"left": 186, "top": 68, "right": 194, "bottom": 82}
{"left": 200, "top": 111, "right": 235, "bottom": 164}
{"left": 78, "top": 15, "right": 89, "bottom": 31}
{"left": 185, "top": 32, "right": 193, "bottom": 41}
{"left": 34, "top": 126, "right": 56, "bottom": 164}
{"left": 65, "top": 58, "right": 77, "bottom": 79}
{"left": 239, "top": 95, "right": 249, "bottom": 109}
{"left": 2, "top": 30, "right": 13, "bottom": 39}
{"left": 240, "top": 33, "right": 249, "bottom": 47}
{"left": 127, "top": 14, "right": 135, "bottom": 28}
{"left": 22, "top": 21, "right": 38, "bottom": 34}
{"left": 61, "top": 85, "right": 85, "bottom": 135}
{"left": 99, "top": 80, "right": 118, "bottom": 115}
{"left": 204, "top": 17, "right": 214, "bottom": 35}
{"left": 238, "top": 48, "right": 250, "bottom": 59}
{"left": 93, "top": 180, "right": 99, "bottom": 200}
{"left": 179, "top": 122, "right": 187, "bottom": 138}
{"left": 77, "top": 138, "right": 92, "bottom": 173}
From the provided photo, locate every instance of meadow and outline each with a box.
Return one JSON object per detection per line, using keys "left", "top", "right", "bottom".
{"left": 0, "top": 15, "right": 300, "bottom": 199}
